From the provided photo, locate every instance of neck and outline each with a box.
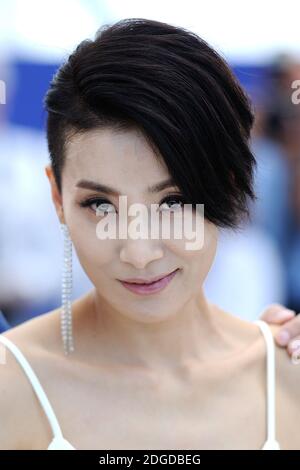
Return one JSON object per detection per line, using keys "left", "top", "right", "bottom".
{"left": 75, "top": 288, "right": 239, "bottom": 375}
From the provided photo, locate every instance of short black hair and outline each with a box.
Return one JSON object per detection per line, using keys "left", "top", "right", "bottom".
{"left": 44, "top": 17, "right": 257, "bottom": 231}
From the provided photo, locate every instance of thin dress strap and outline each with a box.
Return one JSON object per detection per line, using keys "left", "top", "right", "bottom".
{"left": 0, "top": 334, "right": 64, "bottom": 440}
{"left": 253, "top": 320, "right": 280, "bottom": 450}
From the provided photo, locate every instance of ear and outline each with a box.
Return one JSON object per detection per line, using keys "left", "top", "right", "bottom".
{"left": 45, "top": 164, "right": 65, "bottom": 224}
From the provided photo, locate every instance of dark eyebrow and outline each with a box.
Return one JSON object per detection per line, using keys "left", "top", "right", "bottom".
{"left": 75, "top": 178, "right": 176, "bottom": 195}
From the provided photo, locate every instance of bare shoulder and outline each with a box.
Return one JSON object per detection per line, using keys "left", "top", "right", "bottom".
{"left": 0, "top": 308, "right": 61, "bottom": 449}
{"left": 266, "top": 323, "right": 300, "bottom": 449}
{"left": 0, "top": 290, "right": 93, "bottom": 449}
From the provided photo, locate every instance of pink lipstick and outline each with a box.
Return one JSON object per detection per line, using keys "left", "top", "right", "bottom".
{"left": 119, "top": 269, "right": 179, "bottom": 295}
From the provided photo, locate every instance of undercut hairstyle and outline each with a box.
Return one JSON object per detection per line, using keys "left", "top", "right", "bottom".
{"left": 44, "top": 17, "right": 257, "bottom": 231}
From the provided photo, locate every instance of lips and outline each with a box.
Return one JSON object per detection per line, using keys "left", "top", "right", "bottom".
{"left": 121, "top": 269, "right": 178, "bottom": 285}
{"left": 118, "top": 269, "right": 179, "bottom": 295}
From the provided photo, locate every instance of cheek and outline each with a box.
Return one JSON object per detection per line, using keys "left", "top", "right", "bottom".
{"left": 70, "top": 236, "right": 118, "bottom": 291}
{"left": 192, "top": 223, "right": 218, "bottom": 282}
{"left": 64, "top": 201, "right": 113, "bottom": 259}
{"left": 166, "top": 220, "right": 218, "bottom": 281}
{"left": 68, "top": 220, "right": 116, "bottom": 273}
{"left": 165, "top": 217, "right": 218, "bottom": 256}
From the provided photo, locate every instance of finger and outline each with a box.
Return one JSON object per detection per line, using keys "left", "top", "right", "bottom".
{"left": 275, "top": 314, "right": 300, "bottom": 346}
{"left": 265, "top": 309, "right": 296, "bottom": 325}
{"left": 260, "top": 303, "right": 296, "bottom": 324}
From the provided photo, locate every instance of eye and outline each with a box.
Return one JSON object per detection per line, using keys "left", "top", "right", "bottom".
{"left": 159, "top": 194, "right": 185, "bottom": 212}
{"left": 79, "top": 194, "right": 187, "bottom": 215}
{"left": 79, "top": 197, "right": 116, "bottom": 215}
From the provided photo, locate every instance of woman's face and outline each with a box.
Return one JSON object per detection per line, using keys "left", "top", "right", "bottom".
{"left": 46, "top": 127, "right": 218, "bottom": 323}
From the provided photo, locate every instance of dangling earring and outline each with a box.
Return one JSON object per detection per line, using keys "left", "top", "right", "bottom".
{"left": 60, "top": 223, "right": 74, "bottom": 355}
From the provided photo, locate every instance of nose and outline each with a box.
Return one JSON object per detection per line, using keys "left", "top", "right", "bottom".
{"left": 119, "top": 238, "right": 163, "bottom": 270}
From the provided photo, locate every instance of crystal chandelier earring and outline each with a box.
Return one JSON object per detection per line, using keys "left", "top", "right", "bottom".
{"left": 60, "top": 222, "right": 74, "bottom": 355}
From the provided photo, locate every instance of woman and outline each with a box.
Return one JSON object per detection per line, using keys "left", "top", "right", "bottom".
{"left": 0, "top": 18, "right": 299, "bottom": 450}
